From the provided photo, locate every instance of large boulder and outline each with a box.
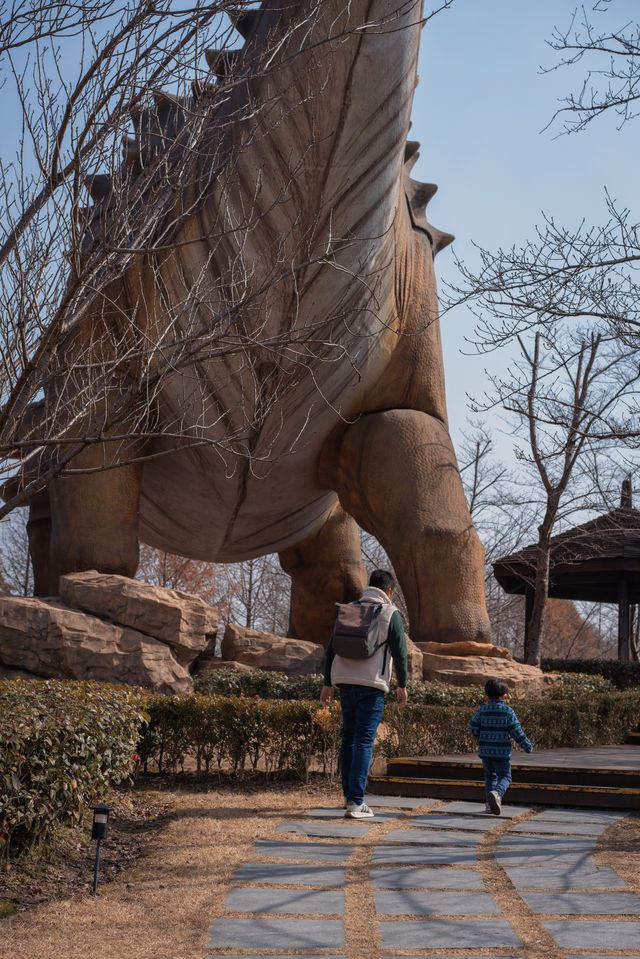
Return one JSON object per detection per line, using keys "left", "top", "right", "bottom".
{"left": 221, "top": 624, "right": 325, "bottom": 676}
{"left": 0, "top": 596, "right": 192, "bottom": 694}
{"left": 416, "top": 641, "right": 556, "bottom": 695}
{"left": 405, "top": 637, "right": 424, "bottom": 682}
{"left": 419, "top": 640, "right": 512, "bottom": 660}
{"left": 60, "top": 571, "right": 218, "bottom": 666}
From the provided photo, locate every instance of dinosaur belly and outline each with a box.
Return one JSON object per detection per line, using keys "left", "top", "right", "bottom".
{"left": 137, "top": 406, "right": 340, "bottom": 563}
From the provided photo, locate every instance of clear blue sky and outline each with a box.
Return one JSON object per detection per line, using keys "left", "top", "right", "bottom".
{"left": 410, "top": 0, "right": 640, "bottom": 459}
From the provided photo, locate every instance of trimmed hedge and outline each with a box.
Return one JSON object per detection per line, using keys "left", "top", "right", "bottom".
{"left": 139, "top": 694, "right": 342, "bottom": 779}
{"left": 378, "top": 690, "right": 640, "bottom": 757}
{"left": 194, "top": 668, "right": 325, "bottom": 701}
{"left": 195, "top": 665, "right": 615, "bottom": 704}
{"left": 541, "top": 658, "right": 640, "bottom": 690}
{"left": 0, "top": 679, "right": 148, "bottom": 861}
{"left": 139, "top": 687, "right": 640, "bottom": 775}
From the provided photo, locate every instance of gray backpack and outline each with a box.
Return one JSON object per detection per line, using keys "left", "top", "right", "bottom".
{"left": 332, "top": 601, "right": 388, "bottom": 659}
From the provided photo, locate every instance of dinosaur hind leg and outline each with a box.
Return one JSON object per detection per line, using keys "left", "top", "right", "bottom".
{"left": 279, "top": 501, "right": 367, "bottom": 647}
{"left": 321, "top": 409, "right": 492, "bottom": 646}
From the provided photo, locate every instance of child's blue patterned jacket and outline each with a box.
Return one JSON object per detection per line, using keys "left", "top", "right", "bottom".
{"left": 468, "top": 699, "right": 533, "bottom": 759}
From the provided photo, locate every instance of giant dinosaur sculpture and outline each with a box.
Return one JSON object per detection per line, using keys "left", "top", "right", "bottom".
{"left": 10, "top": 0, "right": 492, "bottom": 648}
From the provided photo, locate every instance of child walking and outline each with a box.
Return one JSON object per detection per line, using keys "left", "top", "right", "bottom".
{"left": 468, "top": 678, "right": 533, "bottom": 815}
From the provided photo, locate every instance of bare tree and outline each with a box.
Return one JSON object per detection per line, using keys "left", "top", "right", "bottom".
{"left": 0, "top": 507, "right": 32, "bottom": 595}
{"left": 456, "top": 421, "right": 535, "bottom": 654}
{"left": 446, "top": 3, "right": 640, "bottom": 360}
{"left": 136, "top": 543, "right": 220, "bottom": 602}
{"left": 216, "top": 555, "right": 291, "bottom": 634}
{"left": 483, "top": 329, "right": 639, "bottom": 665}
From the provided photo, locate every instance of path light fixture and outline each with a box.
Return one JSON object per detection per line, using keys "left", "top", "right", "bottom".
{"left": 91, "top": 803, "right": 111, "bottom": 894}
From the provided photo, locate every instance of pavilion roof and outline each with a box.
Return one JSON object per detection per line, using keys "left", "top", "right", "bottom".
{"left": 492, "top": 482, "right": 640, "bottom": 603}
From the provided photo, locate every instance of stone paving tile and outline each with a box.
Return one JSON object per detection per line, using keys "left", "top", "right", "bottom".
{"left": 372, "top": 845, "right": 478, "bottom": 866}
{"left": 437, "top": 801, "right": 531, "bottom": 818}
{"left": 366, "top": 794, "right": 434, "bottom": 809}
{"left": 543, "top": 920, "right": 640, "bottom": 949}
{"left": 374, "top": 889, "right": 500, "bottom": 915}
{"left": 509, "top": 819, "right": 611, "bottom": 836}
{"left": 304, "top": 807, "right": 399, "bottom": 822}
{"left": 409, "top": 814, "right": 495, "bottom": 832}
{"left": 534, "top": 809, "right": 627, "bottom": 824}
{"left": 253, "top": 839, "right": 354, "bottom": 862}
{"left": 497, "top": 835, "right": 596, "bottom": 850}
{"left": 503, "top": 864, "right": 627, "bottom": 890}
{"left": 381, "top": 828, "right": 479, "bottom": 846}
{"left": 379, "top": 918, "right": 522, "bottom": 949}
{"left": 275, "top": 820, "right": 373, "bottom": 839}
{"left": 207, "top": 917, "right": 345, "bottom": 950}
{"left": 494, "top": 849, "right": 594, "bottom": 868}
{"left": 370, "top": 866, "right": 485, "bottom": 889}
{"left": 232, "top": 863, "right": 346, "bottom": 886}
{"left": 224, "top": 886, "right": 345, "bottom": 914}
{"left": 566, "top": 955, "right": 640, "bottom": 958}
{"left": 207, "top": 956, "right": 346, "bottom": 959}
{"left": 521, "top": 891, "right": 640, "bottom": 914}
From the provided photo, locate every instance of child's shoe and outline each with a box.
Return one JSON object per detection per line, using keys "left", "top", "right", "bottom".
{"left": 488, "top": 790, "right": 502, "bottom": 815}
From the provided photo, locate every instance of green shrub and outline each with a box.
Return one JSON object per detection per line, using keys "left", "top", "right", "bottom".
{"left": 139, "top": 694, "right": 341, "bottom": 780}
{"left": 195, "top": 667, "right": 485, "bottom": 706}
{"left": 545, "top": 671, "right": 614, "bottom": 699}
{"left": 377, "top": 690, "right": 640, "bottom": 756}
{"left": 0, "top": 679, "right": 148, "bottom": 862}
{"left": 541, "top": 658, "right": 640, "bottom": 689}
{"left": 194, "top": 668, "right": 325, "bottom": 701}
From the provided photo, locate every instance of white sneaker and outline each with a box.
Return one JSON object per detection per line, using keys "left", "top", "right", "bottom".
{"left": 488, "top": 791, "right": 502, "bottom": 815}
{"left": 345, "top": 802, "right": 374, "bottom": 819}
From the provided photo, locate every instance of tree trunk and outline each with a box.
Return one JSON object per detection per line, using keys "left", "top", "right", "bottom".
{"left": 524, "top": 523, "right": 553, "bottom": 666}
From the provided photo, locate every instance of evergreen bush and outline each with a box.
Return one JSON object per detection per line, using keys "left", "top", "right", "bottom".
{"left": 140, "top": 694, "right": 341, "bottom": 779}
{"left": 0, "top": 679, "right": 148, "bottom": 862}
{"left": 541, "top": 658, "right": 640, "bottom": 689}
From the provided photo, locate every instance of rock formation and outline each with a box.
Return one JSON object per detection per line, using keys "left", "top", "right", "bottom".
{"left": 60, "top": 571, "right": 218, "bottom": 666}
{"left": 6, "top": 0, "right": 493, "bottom": 657}
{"left": 416, "top": 641, "right": 557, "bottom": 695}
{"left": 220, "top": 624, "right": 325, "bottom": 677}
{"left": 0, "top": 572, "right": 218, "bottom": 694}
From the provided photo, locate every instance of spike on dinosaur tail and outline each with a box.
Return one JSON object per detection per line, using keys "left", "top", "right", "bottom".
{"left": 404, "top": 140, "right": 420, "bottom": 173}
{"left": 205, "top": 49, "right": 241, "bottom": 80}
{"left": 84, "top": 174, "right": 112, "bottom": 203}
{"left": 430, "top": 228, "right": 455, "bottom": 254}
{"left": 404, "top": 175, "right": 454, "bottom": 256}
{"left": 227, "top": 7, "right": 259, "bottom": 39}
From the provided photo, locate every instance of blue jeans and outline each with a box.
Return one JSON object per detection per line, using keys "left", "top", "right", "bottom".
{"left": 339, "top": 685, "right": 385, "bottom": 806}
{"left": 482, "top": 757, "right": 512, "bottom": 802}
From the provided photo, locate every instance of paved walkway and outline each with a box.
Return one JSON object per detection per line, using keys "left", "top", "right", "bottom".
{"left": 206, "top": 795, "right": 640, "bottom": 958}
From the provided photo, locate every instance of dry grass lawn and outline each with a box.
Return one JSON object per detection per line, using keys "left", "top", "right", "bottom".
{"left": 2, "top": 780, "right": 639, "bottom": 959}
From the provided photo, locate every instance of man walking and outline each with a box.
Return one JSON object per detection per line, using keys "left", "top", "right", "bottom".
{"left": 320, "top": 569, "right": 408, "bottom": 818}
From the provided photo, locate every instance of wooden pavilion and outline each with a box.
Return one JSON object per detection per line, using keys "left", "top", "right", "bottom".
{"left": 492, "top": 480, "right": 640, "bottom": 660}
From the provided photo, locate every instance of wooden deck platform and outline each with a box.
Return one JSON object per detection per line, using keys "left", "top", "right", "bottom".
{"left": 369, "top": 745, "right": 640, "bottom": 809}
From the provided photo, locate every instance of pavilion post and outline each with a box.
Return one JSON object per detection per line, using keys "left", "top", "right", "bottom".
{"left": 618, "top": 578, "right": 630, "bottom": 661}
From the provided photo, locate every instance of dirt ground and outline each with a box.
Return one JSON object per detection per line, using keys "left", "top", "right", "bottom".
{"left": 1, "top": 778, "right": 639, "bottom": 959}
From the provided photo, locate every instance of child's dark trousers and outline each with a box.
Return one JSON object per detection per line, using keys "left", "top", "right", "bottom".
{"left": 481, "top": 757, "right": 512, "bottom": 802}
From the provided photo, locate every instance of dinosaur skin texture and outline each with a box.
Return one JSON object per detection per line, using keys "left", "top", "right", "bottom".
{"left": 21, "top": 0, "right": 492, "bottom": 647}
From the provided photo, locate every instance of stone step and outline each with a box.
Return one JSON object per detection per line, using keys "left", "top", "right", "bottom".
{"left": 383, "top": 756, "right": 639, "bottom": 789}
{"left": 369, "top": 775, "right": 640, "bottom": 809}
